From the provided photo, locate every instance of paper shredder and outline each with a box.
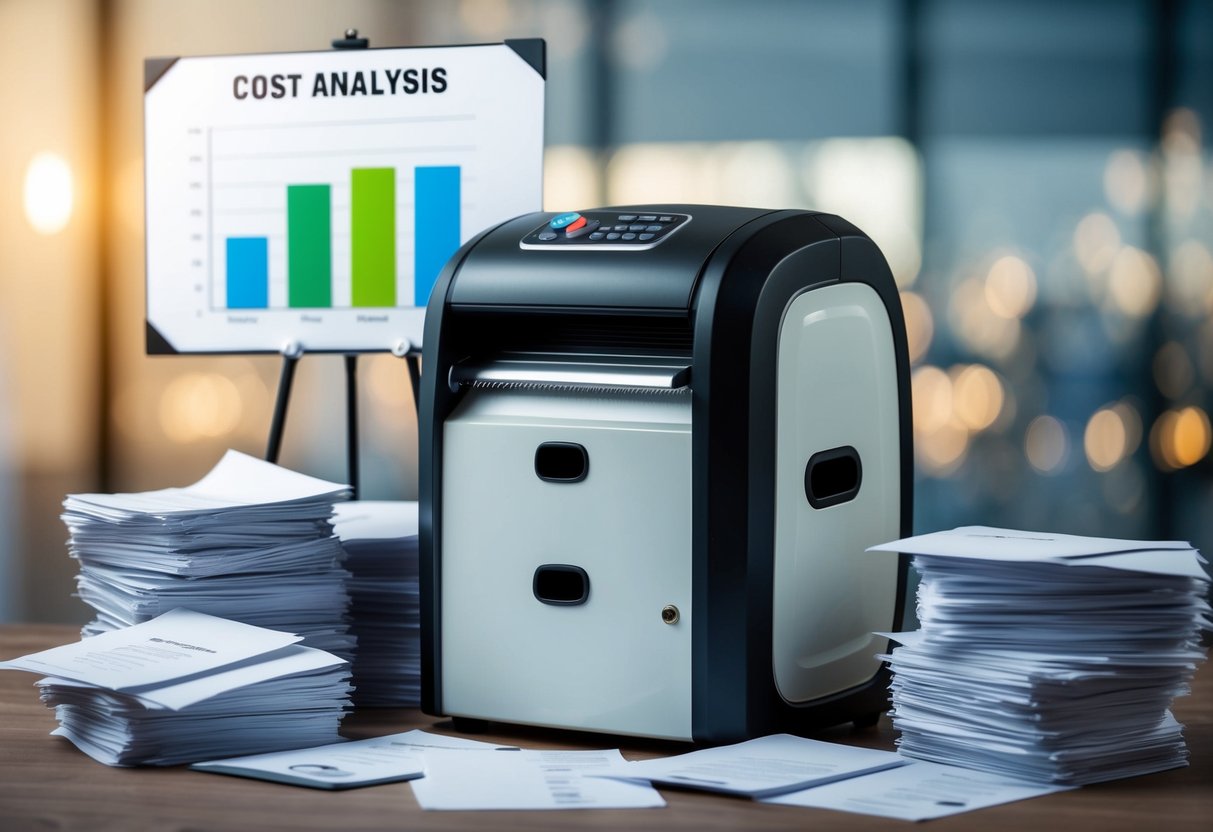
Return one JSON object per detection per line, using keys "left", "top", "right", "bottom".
{"left": 420, "top": 205, "right": 911, "bottom": 742}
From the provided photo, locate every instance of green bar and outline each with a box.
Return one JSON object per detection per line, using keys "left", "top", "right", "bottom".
{"left": 287, "top": 184, "right": 332, "bottom": 307}
{"left": 351, "top": 167, "right": 396, "bottom": 307}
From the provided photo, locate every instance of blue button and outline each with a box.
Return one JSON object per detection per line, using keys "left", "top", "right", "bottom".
{"left": 549, "top": 212, "right": 582, "bottom": 230}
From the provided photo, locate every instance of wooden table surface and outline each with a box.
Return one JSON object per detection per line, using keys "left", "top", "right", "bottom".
{"left": 0, "top": 624, "right": 1209, "bottom": 832}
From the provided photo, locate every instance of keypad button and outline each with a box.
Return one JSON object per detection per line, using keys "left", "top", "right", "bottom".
{"left": 639, "top": 233, "right": 655, "bottom": 241}
{"left": 621, "top": 232, "right": 637, "bottom": 240}
{"left": 549, "top": 212, "right": 582, "bottom": 230}
{"left": 618, "top": 214, "right": 637, "bottom": 221}
{"left": 589, "top": 231, "right": 605, "bottom": 240}
{"left": 606, "top": 232, "right": 621, "bottom": 240}
{"left": 645, "top": 224, "right": 663, "bottom": 232}
{"left": 538, "top": 230, "right": 558, "bottom": 241}
{"left": 627, "top": 224, "right": 646, "bottom": 232}
{"left": 658, "top": 215, "right": 674, "bottom": 222}
{"left": 566, "top": 220, "right": 599, "bottom": 239}
{"left": 638, "top": 215, "right": 657, "bottom": 221}
{"left": 614, "top": 225, "right": 628, "bottom": 231}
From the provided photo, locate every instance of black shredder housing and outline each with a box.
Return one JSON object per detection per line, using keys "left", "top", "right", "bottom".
{"left": 420, "top": 205, "right": 912, "bottom": 742}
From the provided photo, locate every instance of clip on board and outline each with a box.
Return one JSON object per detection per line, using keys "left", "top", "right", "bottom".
{"left": 143, "top": 34, "right": 545, "bottom": 494}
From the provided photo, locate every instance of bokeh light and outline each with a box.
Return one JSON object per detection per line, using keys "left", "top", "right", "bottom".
{"left": 1026, "top": 415, "right": 1068, "bottom": 474}
{"left": 1073, "top": 212, "right": 1121, "bottom": 276}
{"left": 911, "top": 365, "right": 952, "bottom": 433}
{"left": 949, "top": 277, "right": 1020, "bottom": 360}
{"left": 158, "top": 373, "right": 243, "bottom": 443}
{"left": 1103, "top": 149, "right": 1150, "bottom": 216}
{"left": 900, "top": 290, "right": 934, "bottom": 364}
{"left": 1150, "top": 406, "right": 1212, "bottom": 470}
{"left": 1167, "top": 240, "right": 1213, "bottom": 316}
{"left": 1084, "top": 406, "right": 1128, "bottom": 472}
{"left": 951, "top": 364, "right": 1004, "bottom": 431}
{"left": 984, "top": 255, "right": 1037, "bottom": 319}
{"left": 23, "top": 152, "right": 75, "bottom": 235}
{"left": 916, "top": 420, "right": 969, "bottom": 476}
{"left": 1107, "top": 246, "right": 1162, "bottom": 317}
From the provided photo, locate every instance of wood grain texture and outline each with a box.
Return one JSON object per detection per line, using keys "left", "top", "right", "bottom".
{"left": 1, "top": 624, "right": 1209, "bottom": 832}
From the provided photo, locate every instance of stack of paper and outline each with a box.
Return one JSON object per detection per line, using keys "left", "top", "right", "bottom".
{"left": 0, "top": 609, "right": 352, "bottom": 766}
{"left": 870, "top": 527, "right": 1211, "bottom": 785}
{"left": 331, "top": 501, "right": 420, "bottom": 706}
{"left": 63, "top": 450, "right": 355, "bottom": 658}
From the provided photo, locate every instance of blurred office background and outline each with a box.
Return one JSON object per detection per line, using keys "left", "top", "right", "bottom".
{"left": 0, "top": 0, "right": 1209, "bottom": 623}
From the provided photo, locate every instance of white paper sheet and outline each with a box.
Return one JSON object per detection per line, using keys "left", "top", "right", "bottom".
{"left": 332, "top": 501, "right": 420, "bottom": 541}
{"left": 192, "top": 735, "right": 425, "bottom": 789}
{"left": 411, "top": 748, "right": 666, "bottom": 810}
{"left": 617, "top": 734, "right": 906, "bottom": 798}
{"left": 127, "top": 644, "right": 345, "bottom": 710}
{"left": 0, "top": 608, "right": 300, "bottom": 691}
{"left": 868, "top": 526, "right": 1197, "bottom": 565}
{"left": 764, "top": 759, "right": 1074, "bottom": 820}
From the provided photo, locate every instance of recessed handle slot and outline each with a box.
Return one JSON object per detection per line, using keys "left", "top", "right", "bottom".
{"left": 535, "top": 442, "right": 588, "bottom": 483}
{"left": 804, "top": 446, "right": 862, "bottom": 509}
{"left": 533, "top": 564, "right": 590, "bottom": 606}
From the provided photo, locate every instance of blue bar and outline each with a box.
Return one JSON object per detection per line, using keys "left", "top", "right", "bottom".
{"left": 226, "top": 237, "right": 268, "bottom": 309}
{"left": 414, "top": 166, "right": 461, "bottom": 307}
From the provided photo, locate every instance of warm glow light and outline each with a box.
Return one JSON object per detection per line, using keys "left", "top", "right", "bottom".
{"left": 1168, "top": 240, "right": 1213, "bottom": 315}
{"left": 1172, "top": 407, "right": 1212, "bottom": 468}
{"left": 948, "top": 278, "right": 1020, "bottom": 360}
{"left": 158, "top": 373, "right": 243, "bottom": 442}
{"left": 1150, "top": 406, "right": 1212, "bottom": 470}
{"left": 544, "top": 146, "right": 602, "bottom": 212}
{"left": 1153, "top": 341, "right": 1194, "bottom": 400}
{"left": 916, "top": 420, "right": 969, "bottom": 476}
{"left": 366, "top": 354, "right": 410, "bottom": 409}
{"left": 457, "top": 0, "right": 512, "bottom": 40}
{"left": 1112, "top": 400, "right": 1143, "bottom": 456}
{"left": 1084, "top": 407, "right": 1128, "bottom": 472}
{"left": 1103, "top": 149, "right": 1150, "bottom": 216}
{"left": 1107, "top": 246, "right": 1162, "bottom": 317}
{"left": 718, "top": 142, "right": 798, "bottom": 207}
{"left": 801, "top": 138, "right": 923, "bottom": 287}
{"left": 607, "top": 144, "right": 713, "bottom": 204}
{"left": 1026, "top": 415, "right": 1068, "bottom": 474}
{"left": 1073, "top": 212, "right": 1121, "bottom": 276}
{"left": 984, "top": 255, "right": 1037, "bottom": 319}
{"left": 911, "top": 365, "right": 952, "bottom": 433}
{"left": 23, "top": 152, "right": 75, "bottom": 234}
{"left": 951, "top": 364, "right": 1003, "bottom": 431}
{"left": 900, "top": 291, "right": 934, "bottom": 364}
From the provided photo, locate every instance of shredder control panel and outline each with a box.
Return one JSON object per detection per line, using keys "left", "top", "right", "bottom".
{"left": 520, "top": 210, "right": 692, "bottom": 251}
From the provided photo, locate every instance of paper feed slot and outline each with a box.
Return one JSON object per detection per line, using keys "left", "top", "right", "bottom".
{"left": 449, "top": 354, "right": 692, "bottom": 393}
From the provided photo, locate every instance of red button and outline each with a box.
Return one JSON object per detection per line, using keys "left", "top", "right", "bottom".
{"left": 564, "top": 216, "right": 588, "bottom": 234}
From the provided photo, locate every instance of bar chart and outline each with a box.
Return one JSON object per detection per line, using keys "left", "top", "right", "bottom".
{"left": 145, "top": 42, "right": 543, "bottom": 353}
{"left": 219, "top": 163, "right": 461, "bottom": 311}
{"left": 209, "top": 118, "right": 469, "bottom": 314}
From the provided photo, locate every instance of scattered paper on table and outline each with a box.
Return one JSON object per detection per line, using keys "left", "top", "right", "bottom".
{"left": 411, "top": 748, "right": 665, "bottom": 810}
{"left": 616, "top": 734, "right": 905, "bottom": 798}
{"left": 192, "top": 733, "right": 428, "bottom": 789}
{"left": 764, "top": 759, "right": 1074, "bottom": 820}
